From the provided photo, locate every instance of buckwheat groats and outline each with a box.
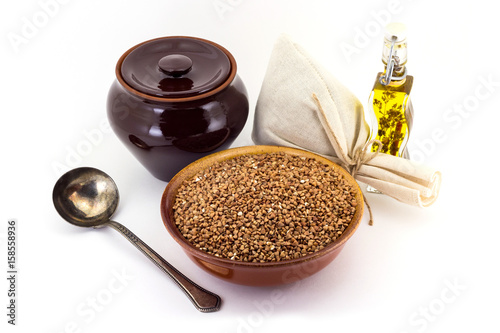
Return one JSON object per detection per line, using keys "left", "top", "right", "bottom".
{"left": 173, "top": 152, "right": 358, "bottom": 263}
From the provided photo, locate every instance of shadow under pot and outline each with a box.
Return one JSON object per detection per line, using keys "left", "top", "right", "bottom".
{"left": 107, "top": 36, "right": 249, "bottom": 181}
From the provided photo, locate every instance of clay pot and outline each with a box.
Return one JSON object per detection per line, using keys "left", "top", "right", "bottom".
{"left": 107, "top": 36, "right": 249, "bottom": 181}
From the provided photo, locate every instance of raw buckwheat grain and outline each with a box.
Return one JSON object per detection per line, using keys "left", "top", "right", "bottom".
{"left": 173, "top": 152, "right": 357, "bottom": 263}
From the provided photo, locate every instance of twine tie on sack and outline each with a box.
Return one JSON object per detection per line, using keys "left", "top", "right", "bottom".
{"left": 312, "top": 93, "right": 382, "bottom": 225}
{"left": 344, "top": 139, "right": 382, "bottom": 226}
{"left": 345, "top": 139, "right": 382, "bottom": 179}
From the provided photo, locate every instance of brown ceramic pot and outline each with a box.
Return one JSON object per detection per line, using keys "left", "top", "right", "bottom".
{"left": 161, "top": 145, "right": 364, "bottom": 286}
{"left": 107, "top": 36, "right": 249, "bottom": 181}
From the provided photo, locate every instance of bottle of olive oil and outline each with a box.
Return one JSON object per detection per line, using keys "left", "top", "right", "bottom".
{"left": 368, "top": 23, "right": 413, "bottom": 159}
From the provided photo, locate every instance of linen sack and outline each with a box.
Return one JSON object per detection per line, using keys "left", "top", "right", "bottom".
{"left": 252, "top": 35, "right": 441, "bottom": 211}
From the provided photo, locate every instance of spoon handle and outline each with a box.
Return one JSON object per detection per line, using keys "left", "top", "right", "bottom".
{"left": 105, "top": 221, "right": 221, "bottom": 312}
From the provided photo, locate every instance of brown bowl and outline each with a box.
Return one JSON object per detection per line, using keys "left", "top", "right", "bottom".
{"left": 161, "top": 145, "right": 364, "bottom": 286}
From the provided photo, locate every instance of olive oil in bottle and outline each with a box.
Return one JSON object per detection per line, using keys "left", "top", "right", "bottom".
{"left": 368, "top": 23, "right": 413, "bottom": 159}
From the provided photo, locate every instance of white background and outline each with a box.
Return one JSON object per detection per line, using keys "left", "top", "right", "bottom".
{"left": 1, "top": 0, "right": 499, "bottom": 332}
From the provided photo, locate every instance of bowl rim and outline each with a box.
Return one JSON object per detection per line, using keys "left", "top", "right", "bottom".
{"left": 160, "top": 145, "right": 364, "bottom": 268}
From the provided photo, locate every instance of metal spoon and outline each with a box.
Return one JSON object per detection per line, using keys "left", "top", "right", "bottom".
{"left": 52, "top": 167, "right": 221, "bottom": 312}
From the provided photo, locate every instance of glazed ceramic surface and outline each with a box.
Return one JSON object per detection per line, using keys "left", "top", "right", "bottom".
{"left": 161, "top": 145, "right": 364, "bottom": 286}
{"left": 107, "top": 36, "right": 249, "bottom": 181}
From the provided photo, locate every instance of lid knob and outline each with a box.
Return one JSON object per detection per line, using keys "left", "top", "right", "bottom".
{"left": 158, "top": 54, "right": 193, "bottom": 77}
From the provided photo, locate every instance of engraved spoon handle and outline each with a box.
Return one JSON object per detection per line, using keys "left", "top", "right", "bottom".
{"left": 105, "top": 220, "right": 221, "bottom": 312}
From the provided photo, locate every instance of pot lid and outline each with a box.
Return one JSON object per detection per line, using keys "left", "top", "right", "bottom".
{"left": 117, "top": 36, "right": 236, "bottom": 100}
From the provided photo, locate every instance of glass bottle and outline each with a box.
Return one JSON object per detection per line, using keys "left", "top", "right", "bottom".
{"left": 368, "top": 23, "right": 413, "bottom": 159}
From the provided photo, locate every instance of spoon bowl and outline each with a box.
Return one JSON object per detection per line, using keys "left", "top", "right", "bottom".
{"left": 53, "top": 167, "right": 119, "bottom": 228}
{"left": 52, "top": 167, "right": 221, "bottom": 312}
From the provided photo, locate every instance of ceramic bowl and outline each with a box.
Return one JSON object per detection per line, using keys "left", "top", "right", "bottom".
{"left": 161, "top": 145, "right": 364, "bottom": 286}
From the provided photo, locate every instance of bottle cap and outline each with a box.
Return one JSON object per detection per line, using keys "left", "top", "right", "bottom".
{"left": 384, "top": 23, "right": 407, "bottom": 42}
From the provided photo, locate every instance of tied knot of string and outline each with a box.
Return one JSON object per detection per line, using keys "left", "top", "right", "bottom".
{"left": 312, "top": 93, "right": 382, "bottom": 226}
{"left": 342, "top": 139, "right": 382, "bottom": 180}
{"left": 342, "top": 140, "right": 382, "bottom": 226}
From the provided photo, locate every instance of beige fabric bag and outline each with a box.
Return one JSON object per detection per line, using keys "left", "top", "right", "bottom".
{"left": 252, "top": 35, "right": 441, "bottom": 218}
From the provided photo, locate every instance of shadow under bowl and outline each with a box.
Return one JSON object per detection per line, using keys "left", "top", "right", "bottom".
{"left": 161, "top": 145, "right": 364, "bottom": 286}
